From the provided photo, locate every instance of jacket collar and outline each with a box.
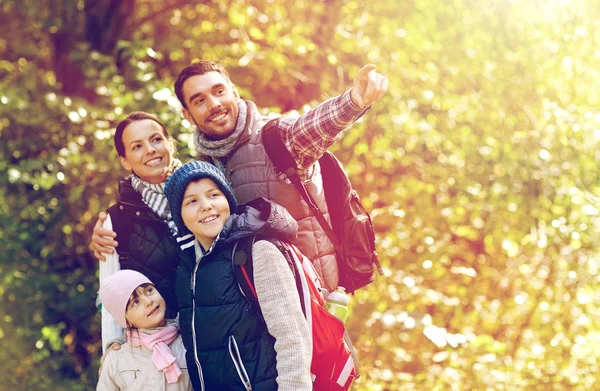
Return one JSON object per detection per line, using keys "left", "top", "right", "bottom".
{"left": 118, "top": 177, "right": 145, "bottom": 207}
{"left": 180, "top": 197, "right": 298, "bottom": 266}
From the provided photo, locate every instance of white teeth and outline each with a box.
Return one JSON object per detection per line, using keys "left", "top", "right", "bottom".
{"left": 201, "top": 216, "right": 218, "bottom": 223}
{"left": 211, "top": 112, "right": 226, "bottom": 122}
{"left": 146, "top": 157, "right": 162, "bottom": 166}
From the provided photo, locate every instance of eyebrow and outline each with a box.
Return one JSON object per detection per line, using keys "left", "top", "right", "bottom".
{"left": 187, "top": 83, "right": 226, "bottom": 105}
{"left": 127, "top": 286, "right": 149, "bottom": 307}
{"left": 127, "top": 132, "right": 163, "bottom": 147}
{"left": 183, "top": 186, "right": 221, "bottom": 199}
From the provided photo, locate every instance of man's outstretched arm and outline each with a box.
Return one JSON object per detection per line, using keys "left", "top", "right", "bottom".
{"left": 280, "top": 64, "right": 388, "bottom": 171}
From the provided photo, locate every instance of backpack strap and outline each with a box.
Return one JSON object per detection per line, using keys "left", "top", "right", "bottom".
{"left": 232, "top": 236, "right": 263, "bottom": 320}
{"left": 261, "top": 120, "right": 344, "bottom": 253}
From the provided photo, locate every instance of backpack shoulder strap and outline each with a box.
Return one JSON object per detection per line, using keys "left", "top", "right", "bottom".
{"left": 261, "top": 119, "right": 298, "bottom": 174}
{"left": 316, "top": 151, "right": 350, "bottom": 240}
{"left": 232, "top": 236, "right": 262, "bottom": 320}
{"left": 261, "top": 120, "right": 343, "bottom": 250}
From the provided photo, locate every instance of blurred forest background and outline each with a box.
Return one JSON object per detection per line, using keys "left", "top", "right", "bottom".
{"left": 1, "top": 0, "right": 599, "bottom": 389}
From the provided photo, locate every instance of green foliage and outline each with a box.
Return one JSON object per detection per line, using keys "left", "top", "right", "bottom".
{"left": 1, "top": 0, "right": 599, "bottom": 389}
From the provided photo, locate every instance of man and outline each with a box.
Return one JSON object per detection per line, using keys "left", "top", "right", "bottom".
{"left": 93, "top": 61, "right": 387, "bottom": 291}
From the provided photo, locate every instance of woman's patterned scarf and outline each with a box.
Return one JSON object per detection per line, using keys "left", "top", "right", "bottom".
{"left": 193, "top": 100, "right": 250, "bottom": 162}
{"left": 130, "top": 159, "right": 182, "bottom": 235}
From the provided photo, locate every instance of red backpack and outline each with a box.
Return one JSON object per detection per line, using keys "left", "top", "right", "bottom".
{"left": 232, "top": 236, "right": 357, "bottom": 391}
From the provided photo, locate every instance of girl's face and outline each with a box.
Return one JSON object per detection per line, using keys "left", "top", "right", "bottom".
{"left": 181, "top": 178, "right": 231, "bottom": 250}
{"left": 125, "top": 284, "right": 167, "bottom": 329}
{"left": 119, "top": 119, "right": 174, "bottom": 184}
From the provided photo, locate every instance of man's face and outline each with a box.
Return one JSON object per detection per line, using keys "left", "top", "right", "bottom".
{"left": 182, "top": 71, "right": 240, "bottom": 140}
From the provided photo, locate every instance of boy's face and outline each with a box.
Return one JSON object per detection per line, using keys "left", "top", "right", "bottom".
{"left": 125, "top": 284, "right": 167, "bottom": 329}
{"left": 181, "top": 178, "right": 231, "bottom": 250}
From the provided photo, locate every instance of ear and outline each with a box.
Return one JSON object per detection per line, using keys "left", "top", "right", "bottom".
{"left": 182, "top": 108, "right": 193, "bottom": 123}
{"left": 120, "top": 156, "right": 132, "bottom": 171}
{"left": 231, "top": 83, "right": 240, "bottom": 99}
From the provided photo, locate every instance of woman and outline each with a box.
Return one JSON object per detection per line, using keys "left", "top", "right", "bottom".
{"left": 98, "top": 112, "right": 192, "bottom": 351}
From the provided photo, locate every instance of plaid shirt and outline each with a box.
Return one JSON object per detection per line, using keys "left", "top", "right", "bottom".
{"left": 277, "top": 89, "right": 367, "bottom": 176}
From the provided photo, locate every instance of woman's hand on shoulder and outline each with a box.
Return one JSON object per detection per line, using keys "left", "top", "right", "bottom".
{"left": 91, "top": 212, "right": 118, "bottom": 261}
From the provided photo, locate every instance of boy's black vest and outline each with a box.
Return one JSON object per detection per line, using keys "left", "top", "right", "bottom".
{"left": 176, "top": 240, "right": 278, "bottom": 391}
{"left": 107, "top": 179, "right": 186, "bottom": 318}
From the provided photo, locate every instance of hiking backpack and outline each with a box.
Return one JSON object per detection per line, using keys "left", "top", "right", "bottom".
{"left": 261, "top": 120, "right": 383, "bottom": 293}
{"left": 232, "top": 236, "right": 357, "bottom": 391}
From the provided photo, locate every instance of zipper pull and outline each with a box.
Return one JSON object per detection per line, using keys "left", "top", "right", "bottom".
{"left": 373, "top": 251, "right": 383, "bottom": 275}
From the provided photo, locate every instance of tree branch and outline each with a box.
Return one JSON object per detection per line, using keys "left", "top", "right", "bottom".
{"left": 125, "top": 0, "right": 193, "bottom": 35}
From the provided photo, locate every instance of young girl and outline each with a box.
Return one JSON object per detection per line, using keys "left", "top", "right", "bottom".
{"left": 97, "top": 269, "right": 192, "bottom": 391}
{"left": 164, "top": 161, "right": 313, "bottom": 391}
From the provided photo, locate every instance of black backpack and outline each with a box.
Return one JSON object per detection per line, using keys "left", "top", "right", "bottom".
{"left": 261, "top": 120, "right": 383, "bottom": 293}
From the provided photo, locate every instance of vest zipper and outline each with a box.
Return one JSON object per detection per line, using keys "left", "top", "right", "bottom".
{"left": 190, "top": 240, "right": 218, "bottom": 391}
{"left": 190, "top": 308, "right": 205, "bottom": 390}
{"left": 228, "top": 335, "right": 252, "bottom": 391}
{"left": 190, "top": 251, "right": 206, "bottom": 390}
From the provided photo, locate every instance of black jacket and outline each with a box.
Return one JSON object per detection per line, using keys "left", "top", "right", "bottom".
{"left": 177, "top": 198, "right": 298, "bottom": 391}
{"left": 107, "top": 179, "right": 190, "bottom": 318}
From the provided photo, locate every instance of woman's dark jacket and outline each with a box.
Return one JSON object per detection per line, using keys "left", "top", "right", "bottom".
{"left": 107, "top": 179, "right": 191, "bottom": 318}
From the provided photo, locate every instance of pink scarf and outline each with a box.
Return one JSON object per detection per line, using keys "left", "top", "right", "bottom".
{"left": 129, "top": 326, "right": 182, "bottom": 384}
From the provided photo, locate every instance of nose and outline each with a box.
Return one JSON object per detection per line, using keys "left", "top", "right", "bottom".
{"left": 144, "top": 142, "right": 157, "bottom": 155}
{"left": 141, "top": 295, "right": 153, "bottom": 307}
{"left": 198, "top": 197, "right": 214, "bottom": 212}
{"left": 207, "top": 94, "right": 221, "bottom": 110}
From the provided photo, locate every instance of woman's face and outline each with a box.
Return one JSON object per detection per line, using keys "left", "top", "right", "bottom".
{"left": 125, "top": 284, "right": 167, "bottom": 329}
{"left": 119, "top": 119, "right": 174, "bottom": 184}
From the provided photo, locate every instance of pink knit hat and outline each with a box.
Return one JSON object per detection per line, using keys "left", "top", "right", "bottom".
{"left": 99, "top": 270, "right": 152, "bottom": 328}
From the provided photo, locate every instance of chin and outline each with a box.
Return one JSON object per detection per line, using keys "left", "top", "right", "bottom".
{"left": 201, "top": 126, "right": 236, "bottom": 140}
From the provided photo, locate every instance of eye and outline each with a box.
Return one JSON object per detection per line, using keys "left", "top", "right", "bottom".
{"left": 131, "top": 299, "right": 139, "bottom": 307}
{"left": 209, "top": 192, "right": 221, "bottom": 198}
{"left": 146, "top": 287, "right": 153, "bottom": 294}
{"left": 152, "top": 137, "right": 162, "bottom": 143}
{"left": 132, "top": 144, "right": 141, "bottom": 151}
{"left": 194, "top": 97, "right": 205, "bottom": 106}
{"left": 216, "top": 89, "right": 225, "bottom": 95}
{"left": 185, "top": 199, "right": 197, "bottom": 206}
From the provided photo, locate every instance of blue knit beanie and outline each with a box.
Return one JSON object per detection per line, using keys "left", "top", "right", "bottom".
{"left": 165, "top": 161, "right": 238, "bottom": 235}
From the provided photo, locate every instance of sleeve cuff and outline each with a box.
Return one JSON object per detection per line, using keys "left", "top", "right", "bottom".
{"left": 342, "top": 89, "right": 371, "bottom": 116}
